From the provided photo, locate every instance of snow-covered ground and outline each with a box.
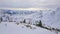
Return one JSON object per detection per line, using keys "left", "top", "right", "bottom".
{"left": 42, "top": 7, "right": 60, "bottom": 29}
{"left": 0, "top": 7, "right": 60, "bottom": 34}
{"left": 0, "top": 22, "right": 56, "bottom": 34}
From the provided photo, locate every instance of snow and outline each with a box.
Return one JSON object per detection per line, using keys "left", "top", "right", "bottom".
{"left": 0, "top": 22, "right": 54, "bottom": 34}
{"left": 0, "top": 8, "right": 60, "bottom": 34}
{"left": 42, "top": 8, "right": 60, "bottom": 29}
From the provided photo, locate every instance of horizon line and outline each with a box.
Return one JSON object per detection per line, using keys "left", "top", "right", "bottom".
{"left": 0, "top": 8, "right": 50, "bottom": 10}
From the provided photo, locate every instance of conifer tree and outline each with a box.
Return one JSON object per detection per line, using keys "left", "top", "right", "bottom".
{"left": 23, "top": 19, "right": 26, "bottom": 23}
{"left": 0, "top": 17, "right": 3, "bottom": 23}
{"left": 36, "top": 20, "right": 42, "bottom": 27}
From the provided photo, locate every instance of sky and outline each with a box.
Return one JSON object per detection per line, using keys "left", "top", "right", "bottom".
{"left": 0, "top": 0, "right": 60, "bottom": 8}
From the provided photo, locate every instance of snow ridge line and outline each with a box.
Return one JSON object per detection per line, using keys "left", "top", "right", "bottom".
{"left": 15, "top": 21, "right": 60, "bottom": 32}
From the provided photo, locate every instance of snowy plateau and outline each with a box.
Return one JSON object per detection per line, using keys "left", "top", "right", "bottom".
{"left": 0, "top": 8, "right": 60, "bottom": 34}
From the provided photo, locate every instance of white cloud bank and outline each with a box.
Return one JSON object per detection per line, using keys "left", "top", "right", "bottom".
{"left": 0, "top": 0, "right": 60, "bottom": 8}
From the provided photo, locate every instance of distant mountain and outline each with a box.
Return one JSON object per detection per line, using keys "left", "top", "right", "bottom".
{"left": 0, "top": 9, "right": 36, "bottom": 15}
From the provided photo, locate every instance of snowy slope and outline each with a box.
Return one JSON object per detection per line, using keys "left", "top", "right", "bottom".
{"left": 42, "top": 7, "right": 60, "bottom": 29}
{"left": 0, "top": 22, "right": 55, "bottom": 34}
{"left": 0, "top": 8, "right": 60, "bottom": 34}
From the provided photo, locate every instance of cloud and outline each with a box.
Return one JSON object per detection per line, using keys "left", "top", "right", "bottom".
{"left": 0, "top": 0, "right": 60, "bottom": 8}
